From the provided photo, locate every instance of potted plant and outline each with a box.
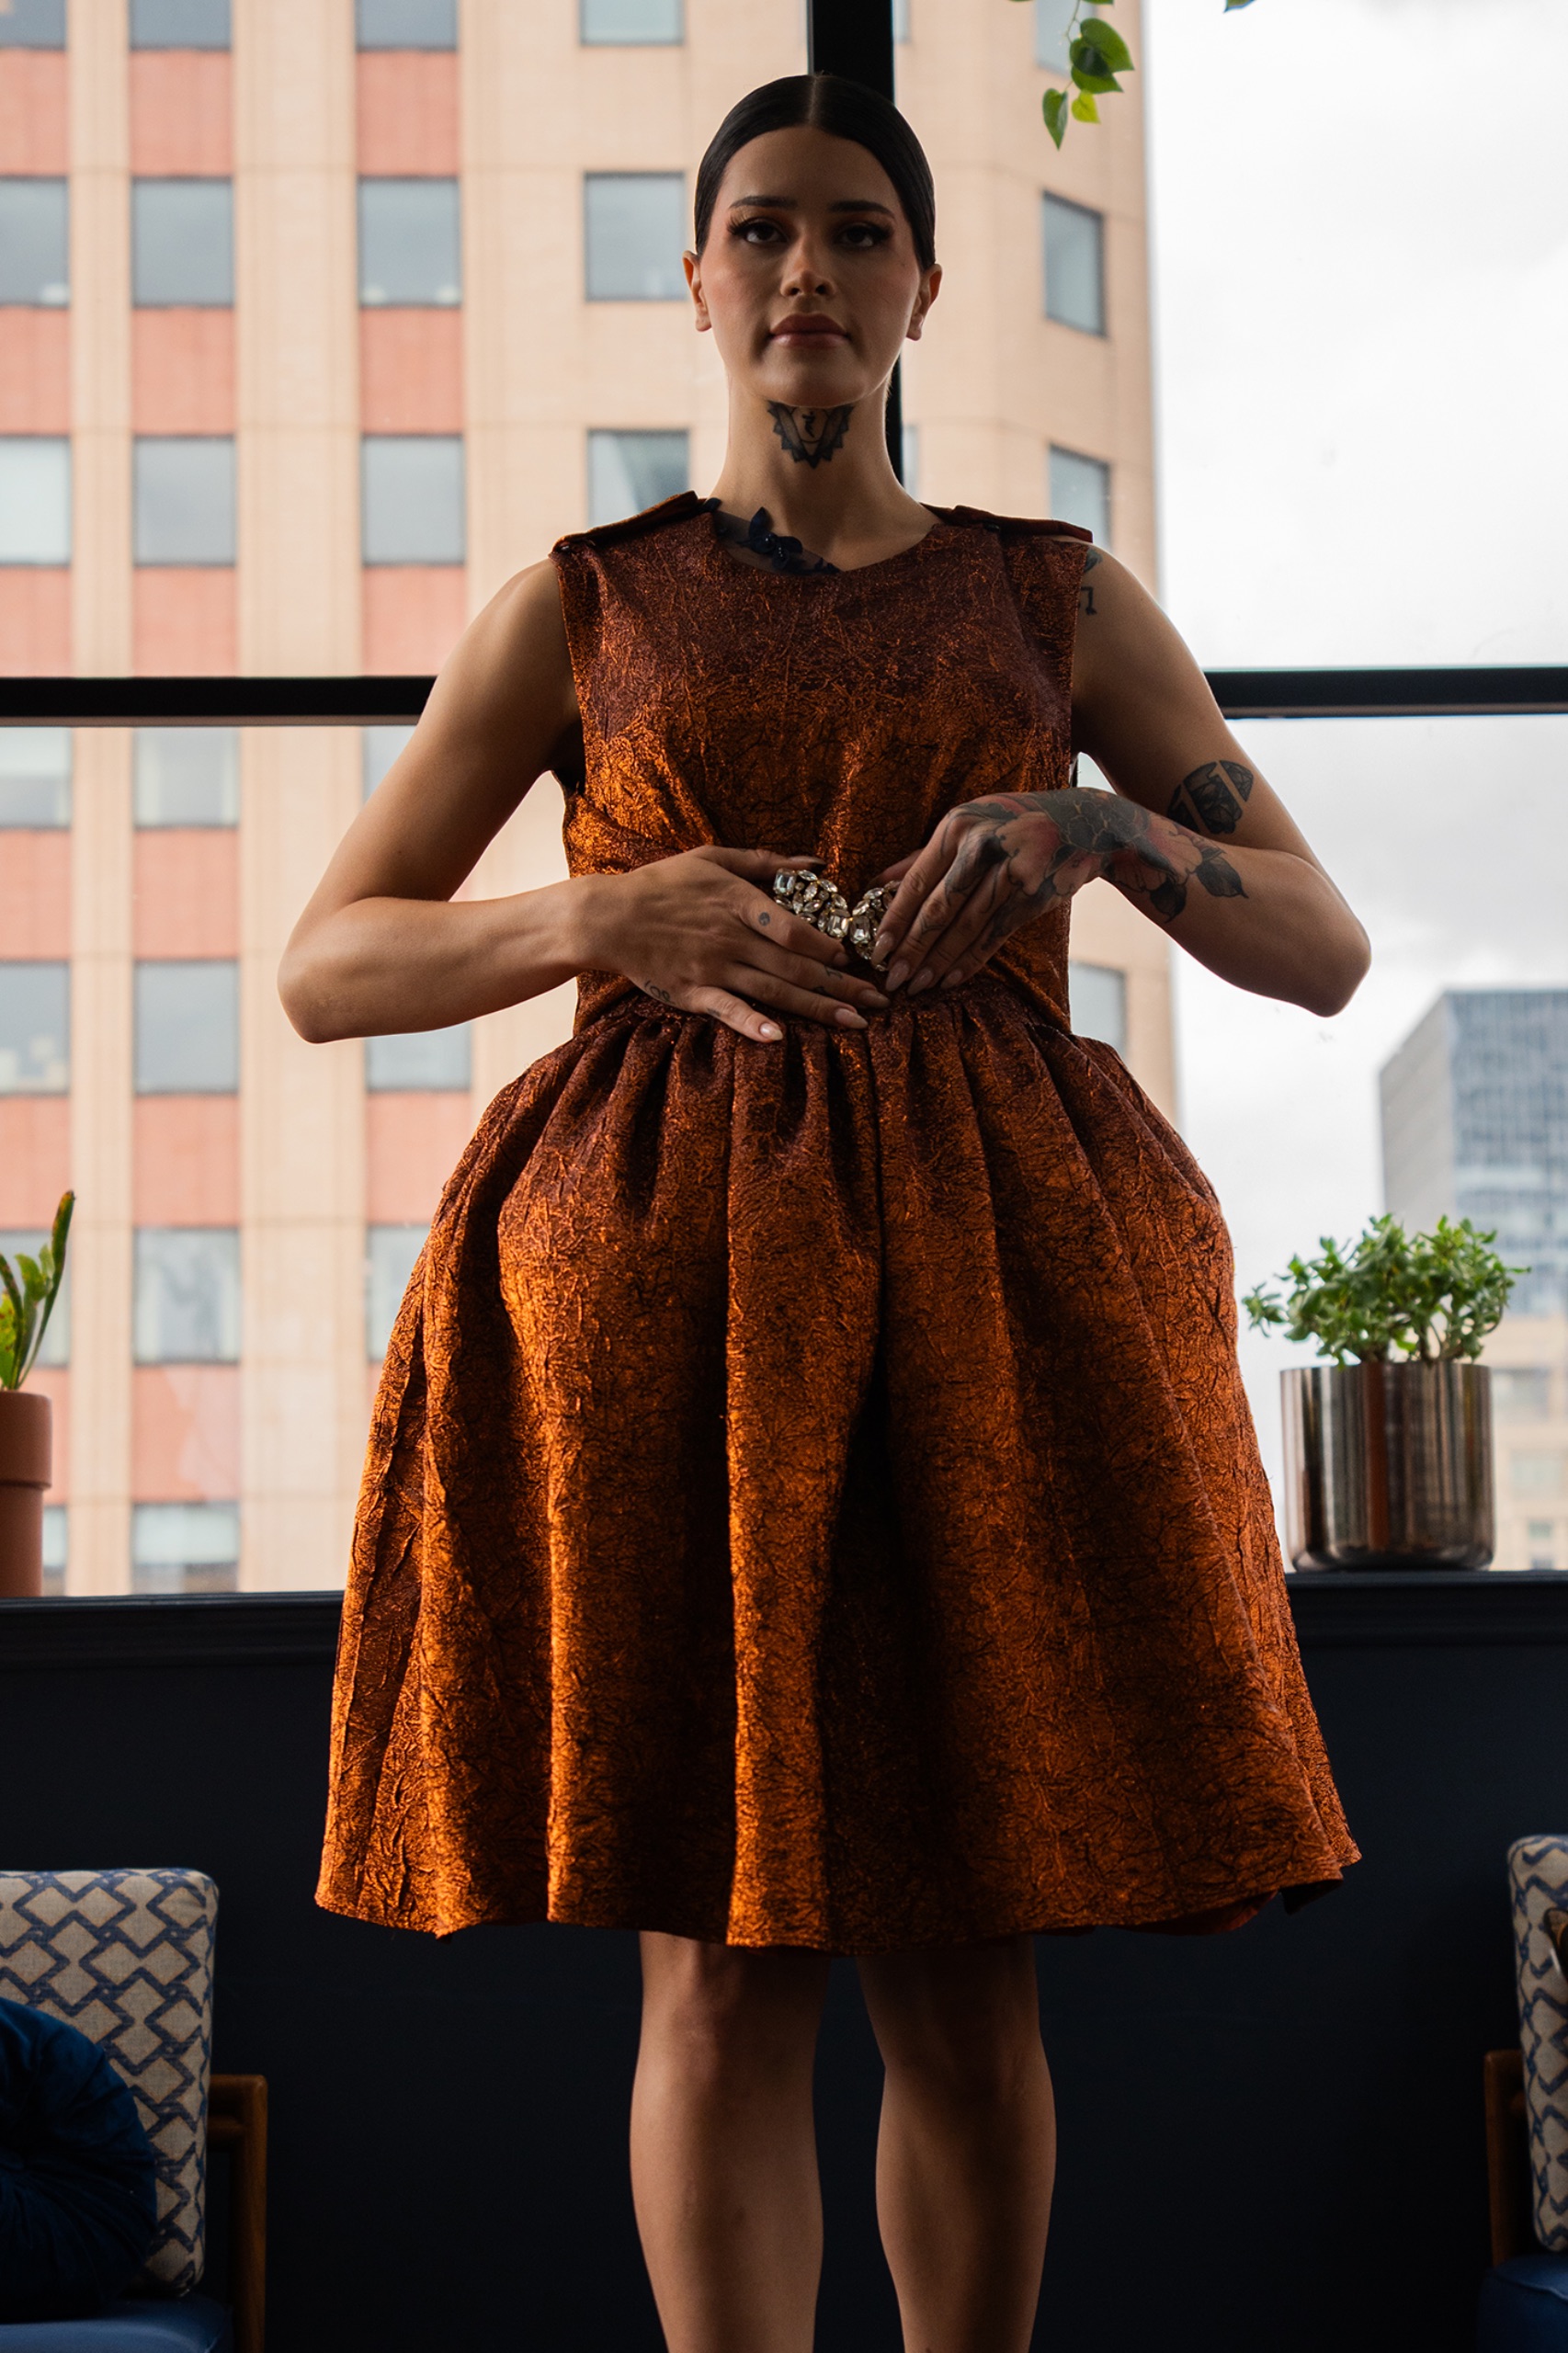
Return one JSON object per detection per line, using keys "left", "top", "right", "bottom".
{"left": 1244, "top": 1214, "right": 1524, "bottom": 1571}
{"left": 0, "top": 1191, "right": 74, "bottom": 1600}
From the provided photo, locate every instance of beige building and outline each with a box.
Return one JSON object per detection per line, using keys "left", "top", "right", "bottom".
{"left": 0, "top": 0, "right": 1169, "bottom": 1594}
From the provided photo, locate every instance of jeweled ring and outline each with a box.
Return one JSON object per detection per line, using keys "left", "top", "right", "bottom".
{"left": 773, "top": 870, "right": 893, "bottom": 961}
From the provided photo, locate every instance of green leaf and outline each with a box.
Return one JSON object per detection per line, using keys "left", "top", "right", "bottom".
{"left": 1077, "top": 16, "right": 1133, "bottom": 70}
{"left": 1042, "top": 86, "right": 1071, "bottom": 146}
{"left": 1224, "top": 1, "right": 1257, "bottom": 9}
{"left": 1071, "top": 61, "right": 1120, "bottom": 94}
{"left": 1070, "top": 90, "right": 1099, "bottom": 120}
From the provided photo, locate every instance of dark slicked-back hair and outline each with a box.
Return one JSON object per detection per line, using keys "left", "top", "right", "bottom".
{"left": 694, "top": 74, "right": 937, "bottom": 272}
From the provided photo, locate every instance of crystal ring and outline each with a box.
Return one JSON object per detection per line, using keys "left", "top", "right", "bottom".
{"left": 772, "top": 870, "right": 893, "bottom": 961}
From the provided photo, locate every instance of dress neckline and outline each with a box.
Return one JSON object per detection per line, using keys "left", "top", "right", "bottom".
{"left": 697, "top": 499, "right": 956, "bottom": 583}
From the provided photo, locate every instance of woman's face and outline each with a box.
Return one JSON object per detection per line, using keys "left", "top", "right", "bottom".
{"left": 686, "top": 125, "right": 939, "bottom": 416}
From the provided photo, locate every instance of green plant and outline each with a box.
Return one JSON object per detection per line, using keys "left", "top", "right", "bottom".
{"left": 0, "top": 1191, "right": 74, "bottom": 1392}
{"left": 1020, "top": 0, "right": 1256, "bottom": 152}
{"left": 1242, "top": 1213, "right": 1526, "bottom": 1367}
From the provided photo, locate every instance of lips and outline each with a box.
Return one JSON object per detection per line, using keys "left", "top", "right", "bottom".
{"left": 769, "top": 314, "right": 848, "bottom": 342}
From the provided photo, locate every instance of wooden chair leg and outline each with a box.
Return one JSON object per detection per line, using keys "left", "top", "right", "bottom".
{"left": 1483, "top": 2049, "right": 1533, "bottom": 2266}
{"left": 209, "top": 2073, "right": 268, "bottom": 2353}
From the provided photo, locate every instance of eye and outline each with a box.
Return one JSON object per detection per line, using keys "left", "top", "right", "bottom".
{"left": 729, "top": 216, "right": 785, "bottom": 245}
{"left": 837, "top": 221, "right": 892, "bottom": 250}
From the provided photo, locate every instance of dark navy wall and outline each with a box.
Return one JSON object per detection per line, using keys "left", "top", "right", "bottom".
{"left": 2, "top": 1575, "right": 1565, "bottom": 2353}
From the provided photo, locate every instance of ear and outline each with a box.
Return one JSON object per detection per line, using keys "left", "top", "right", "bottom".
{"left": 683, "top": 250, "right": 712, "bottom": 333}
{"left": 905, "top": 262, "right": 942, "bottom": 345}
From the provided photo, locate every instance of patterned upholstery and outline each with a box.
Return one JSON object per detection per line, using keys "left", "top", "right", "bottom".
{"left": 1510, "top": 1836, "right": 1568, "bottom": 2253}
{"left": 0, "top": 1871, "right": 218, "bottom": 2293}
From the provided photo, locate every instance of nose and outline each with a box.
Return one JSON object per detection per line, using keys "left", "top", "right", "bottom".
{"left": 781, "top": 232, "right": 835, "bottom": 301}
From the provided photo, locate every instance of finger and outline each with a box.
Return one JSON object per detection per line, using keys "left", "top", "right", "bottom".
{"left": 741, "top": 890, "right": 856, "bottom": 971}
{"left": 872, "top": 848, "right": 949, "bottom": 974}
{"left": 710, "top": 847, "right": 824, "bottom": 887}
{"left": 727, "top": 964, "right": 873, "bottom": 1030}
{"left": 884, "top": 847, "right": 987, "bottom": 985}
{"left": 753, "top": 948, "right": 887, "bottom": 1007}
{"left": 688, "top": 985, "right": 784, "bottom": 1044}
{"left": 905, "top": 861, "right": 1017, "bottom": 994}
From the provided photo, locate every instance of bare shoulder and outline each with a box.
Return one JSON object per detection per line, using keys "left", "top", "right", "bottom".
{"left": 419, "top": 558, "right": 577, "bottom": 755}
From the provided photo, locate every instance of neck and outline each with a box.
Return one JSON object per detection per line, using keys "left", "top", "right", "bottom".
{"left": 707, "top": 383, "right": 930, "bottom": 568}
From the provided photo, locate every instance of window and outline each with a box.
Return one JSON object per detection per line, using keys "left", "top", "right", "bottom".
{"left": 901, "top": 422, "right": 920, "bottom": 495}
{"left": 584, "top": 174, "right": 687, "bottom": 301}
{"left": 133, "top": 1229, "right": 241, "bottom": 1363}
{"left": 134, "top": 961, "right": 240, "bottom": 1093}
{"left": 361, "top": 436, "right": 466, "bottom": 563}
{"left": 41, "top": 1505, "right": 66, "bottom": 1597}
{"left": 368, "top": 1224, "right": 427, "bottom": 1358}
{"left": 1510, "top": 1451, "right": 1567, "bottom": 1499}
{"left": 1050, "top": 446, "right": 1110, "bottom": 544}
{"left": 893, "top": 0, "right": 910, "bottom": 38}
{"left": 1034, "top": 0, "right": 1072, "bottom": 73}
{"left": 1526, "top": 1520, "right": 1557, "bottom": 1570}
{"left": 0, "top": 1, "right": 65, "bottom": 46}
{"left": 1494, "top": 1368, "right": 1552, "bottom": 1422}
{"left": 357, "top": 0, "right": 456, "bottom": 46}
{"left": 1069, "top": 961, "right": 1128, "bottom": 1054}
{"left": 0, "top": 963, "right": 68, "bottom": 1093}
{"left": 366, "top": 1026, "right": 472, "bottom": 1091}
{"left": 133, "top": 437, "right": 235, "bottom": 564}
{"left": 358, "top": 179, "right": 460, "bottom": 307}
{"left": 130, "top": 0, "right": 231, "bottom": 45}
{"left": 0, "top": 1232, "right": 69, "bottom": 1366}
{"left": 134, "top": 728, "right": 240, "bottom": 827}
{"left": 131, "top": 180, "right": 234, "bottom": 306}
{"left": 0, "top": 438, "right": 70, "bottom": 564}
{"left": 581, "top": 0, "right": 681, "bottom": 44}
{"left": 0, "top": 179, "right": 68, "bottom": 304}
{"left": 1042, "top": 193, "right": 1104, "bottom": 335}
{"left": 587, "top": 429, "right": 689, "bottom": 527}
{"left": 131, "top": 1502, "right": 239, "bottom": 1595}
{"left": 362, "top": 723, "right": 414, "bottom": 800}
{"left": 0, "top": 729, "right": 70, "bottom": 828}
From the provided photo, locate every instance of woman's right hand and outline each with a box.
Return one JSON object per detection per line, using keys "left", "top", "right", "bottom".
{"left": 579, "top": 847, "right": 890, "bottom": 1044}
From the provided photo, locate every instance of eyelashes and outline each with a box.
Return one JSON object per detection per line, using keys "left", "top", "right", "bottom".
{"left": 727, "top": 217, "right": 893, "bottom": 250}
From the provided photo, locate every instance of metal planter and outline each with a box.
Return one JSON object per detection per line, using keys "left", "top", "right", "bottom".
{"left": 1281, "top": 1360, "right": 1494, "bottom": 1571}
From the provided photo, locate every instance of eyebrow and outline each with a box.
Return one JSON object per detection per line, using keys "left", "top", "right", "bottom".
{"left": 728, "top": 195, "right": 895, "bottom": 216}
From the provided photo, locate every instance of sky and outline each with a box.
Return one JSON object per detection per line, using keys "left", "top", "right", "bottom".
{"left": 1138, "top": 0, "right": 1568, "bottom": 1480}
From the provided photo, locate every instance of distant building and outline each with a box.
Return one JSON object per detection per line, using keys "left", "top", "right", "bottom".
{"left": 1381, "top": 989, "right": 1568, "bottom": 1570}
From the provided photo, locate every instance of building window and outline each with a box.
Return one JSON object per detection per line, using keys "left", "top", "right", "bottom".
{"left": 131, "top": 180, "right": 234, "bottom": 307}
{"left": 134, "top": 1229, "right": 241, "bottom": 1363}
{"left": 0, "top": 438, "right": 70, "bottom": 564}
{"left": 356, "top": 0, "right": 456, "bottom": 46}
{"left": 361, "top": 435, "right": 466, "bottom": 563}
{"left": 1494, "top": 1367, "right": 1552, "bottom": 1421}
{"left": 893, "top": 0, "right": 910, "bottom": 36}
{"left": 0, "top": 963, "right": 68, "bottom": 1093}
{"left": 133, "top": 437, "right": 235, "bottom": 564}
{"left": 0, "top": 179, "right": 68, "bottom": 305}
{"left": 362, "top": 724, "right": 414, "bottom": 801}
{"left": 131, "top": 1502, "right": 239, "bottom": 1595}
{"left": 1050, "top": 446, "right": 1110, "bottom": 545}
{"left": 1527, "top": 1519, "right": 1557, "bottom": 1570}
{"left": 0, "top": 1, "right": 65, "bottom": 46}
{"left": 134, "top": 960, "right": 239, "bottom": 1094}
{"left": 901, "top": 422, "right": 919, "bottom": 495}
{"left": 134, "top": 728, "right": 240, "bottom": 827}
{"left": 1510, "top": 1451, "right": 1567, "bottom": 1499}
{"left": 584, "top": 174, "right": 687, "bottom": 301}
{"left": 1034, "top": 0, "right": 1072, "bottom": 73}
{"left": 587, "top": 429, "right": 689, "bottom": 528}
{"left": 0, "top": 729, "right": 70, "bottom": 828}
{"left": 358, "top": 178, "right": 460, "bottom": 307}
{"left": 581, "top": 0, "right": 682, "bottom": 44}
{"left": 0, "top": 1231, "right": 68, "bottom": 1365}
{"left": 41, "top": 1504, "right": 66, "bottom": 1597}
{"left": 130, "top": 0, "right": 231, "bottom": 46}
{"left": 1042, "top": 193, "right": 1104, "bottom": 335}
{"left": 366, "top": 1026, "right": 471, "bottom": 1091}
{"left": 1069, "top": 961, "right": 1127, "bottom": 1054}
{"left": 367, "top": 1223, "right": 427, "bottom": 1358}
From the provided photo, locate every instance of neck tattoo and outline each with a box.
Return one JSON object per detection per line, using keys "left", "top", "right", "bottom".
{"left": 703, "top": 500, "right": 837, "bottom": 576}
{"left": 767, "top": 404, "right": 853, "bottom": 469}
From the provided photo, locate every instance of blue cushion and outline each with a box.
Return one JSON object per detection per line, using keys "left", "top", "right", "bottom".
{"left": 0, "top": 2001, "right": 157, "bottom": 2325}
{"left": 0, "top": 2295, "right": 231, "bottom": 2350}
{"left": 1480, "top": 2256, "right": 1568, "bottom": 2349}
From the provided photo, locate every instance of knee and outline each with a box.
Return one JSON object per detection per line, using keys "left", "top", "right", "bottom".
{"left": 640, "top": 1936, "right": 825, "bottom": 2084}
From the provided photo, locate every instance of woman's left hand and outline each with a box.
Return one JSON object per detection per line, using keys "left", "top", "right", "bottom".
{"left": 869, "top": 787, "right": 1233, "bottom": 995}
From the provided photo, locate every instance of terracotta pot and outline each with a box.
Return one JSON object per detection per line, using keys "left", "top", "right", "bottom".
{"left": 0, "top": 1389, "right": 51, "bottom": 1599}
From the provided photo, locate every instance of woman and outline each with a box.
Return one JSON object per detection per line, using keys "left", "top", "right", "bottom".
{"left": 283, "top": 72, "right": 1367, "bottom": 2353}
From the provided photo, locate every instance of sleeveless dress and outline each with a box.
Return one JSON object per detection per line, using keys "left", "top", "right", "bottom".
{"left": 316, "top": 494, "right": 1358, "bottom": 1949}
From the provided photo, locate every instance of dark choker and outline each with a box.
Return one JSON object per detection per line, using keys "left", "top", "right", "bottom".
{"left": 702, "top": 500, "right": 837, "bottom": 576}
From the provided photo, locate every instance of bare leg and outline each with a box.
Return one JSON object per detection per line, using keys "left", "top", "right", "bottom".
{"left": 631, "top": 1931, "right": 833, "bottom": 2353}
{"left": 857, "top": 1938, "right": 1054, "bottom": 2353}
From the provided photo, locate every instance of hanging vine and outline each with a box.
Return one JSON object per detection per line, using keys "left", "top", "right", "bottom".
{"left": 1020, "top": 0, "right": 1256, "bottom": 150}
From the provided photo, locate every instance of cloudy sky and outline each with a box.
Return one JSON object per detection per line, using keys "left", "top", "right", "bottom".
{"left": 1140, "top": 0, "right": 1568, "bottom": 1475}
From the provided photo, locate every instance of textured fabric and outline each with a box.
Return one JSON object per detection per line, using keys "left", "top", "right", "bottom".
{"left": 318, "top": 493, "right": 1358, "bottom": 1950}
{"left": 1479, "top": 2256, "right": 1568, "bottom": 2351}
{"left": 0, "top": 1999, "right": 156, "bottom": 2325}
{"left": 0, "top": 1874, "right": 217, "bottom": 2290}
{"left": 1510, "top": 1836, "right": 1568, "bottom": 2250}
{"left": 0, "top": 2296, "right": 233, "bottom": 2350}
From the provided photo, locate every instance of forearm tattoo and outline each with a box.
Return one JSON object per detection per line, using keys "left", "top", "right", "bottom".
{"left": 767, "top": 404, "right": 852, "bottom": 469}
{"left": 1078, "top": 544, "right": 1102, "bottom": 619}
{"left": 1166, "top": 758, "right": 1253, "bottom": 835}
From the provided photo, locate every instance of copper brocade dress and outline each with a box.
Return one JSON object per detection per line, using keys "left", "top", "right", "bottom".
{"left": 317, "top": 494, "right": 1358, "bottom": 1949}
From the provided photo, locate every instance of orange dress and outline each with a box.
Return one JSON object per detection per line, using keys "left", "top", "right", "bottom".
{"left": 317, "top": 494, "right": 1358, "bottom": 1949}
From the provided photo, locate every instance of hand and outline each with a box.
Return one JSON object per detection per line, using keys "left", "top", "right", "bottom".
{"left": 869, "top": 789, "right": 1233, "bottom": 995}
{"left": 581, "top": 846, "right": 892, "bottom": 1044}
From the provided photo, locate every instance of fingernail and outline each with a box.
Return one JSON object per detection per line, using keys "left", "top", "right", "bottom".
{"left": 835, "top": 1006, "right": 869, "bottom": 1029}
{"left": 860, "top": 991, "right": 890, "bottom": 1009}
{"left": 759, "top": 1022, "right": 781, "bottom": 1040}
{"left": 940, "top": 970, "right": 963, "bottom": 990}
{"left": 887, "top": 961, "right": 909, "bottom": 991}
{"left": 871, "top": 933, "right": 892, "bottom": 963}
{"left": 908, "top": 968, "right": 934, "bottom": 996}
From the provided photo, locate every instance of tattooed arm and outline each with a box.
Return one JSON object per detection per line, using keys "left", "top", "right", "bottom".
{"left": 872, "top": 550, "right": 1369, "bottom": 1017}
